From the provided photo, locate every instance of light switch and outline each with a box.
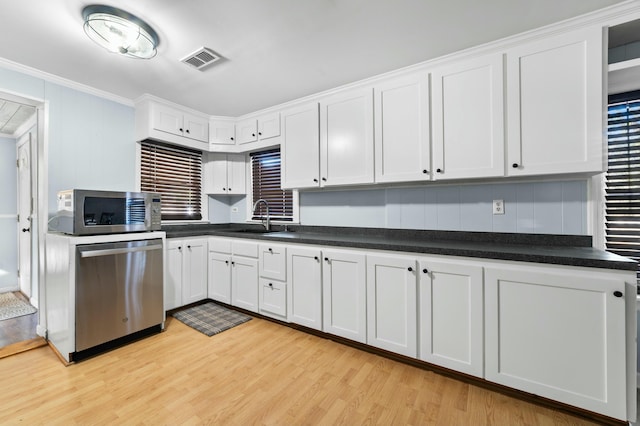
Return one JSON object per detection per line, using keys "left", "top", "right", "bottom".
{"left": 493, "top": 199, "right": 505, "bottom": 215}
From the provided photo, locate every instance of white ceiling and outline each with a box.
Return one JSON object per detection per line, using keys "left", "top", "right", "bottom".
{"left": 0, "top": 0, "right": 628, "bottom": 117}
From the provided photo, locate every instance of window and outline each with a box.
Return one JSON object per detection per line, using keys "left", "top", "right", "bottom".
{"left": 140, "top": 140, "right": 202, "bottom": 221}
{"left": 250, "top": 148, "right": 293, "bottom": 221}
{"left": 605, "top": 91, "right": 640, "bottom": 284}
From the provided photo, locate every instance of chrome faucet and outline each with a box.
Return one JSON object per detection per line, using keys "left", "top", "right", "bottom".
{"left": 252, "top": 199, "right": 270, "bottom": 231}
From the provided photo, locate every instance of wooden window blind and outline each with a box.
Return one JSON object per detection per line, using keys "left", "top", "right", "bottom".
{"left": 606, "top": 91, "right": 640, "bottom": 285}
{"left": 250, "top": 148, "right": 293, "bottom": 221}
{"left": 140, "top": 140, "right": 202, "bottom": 221}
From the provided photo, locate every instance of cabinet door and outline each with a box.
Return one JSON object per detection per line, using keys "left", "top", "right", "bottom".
{"left": 183, "top": 113, "right": 209, "bottom": 143}
{"left": 506, "top": 27, "right": 603, "bottom": 176}
{"left": 281, "top": 102, "right": 320, "bottom": 189}
{"left": 231, "top": 256, "right": 259, "bottom": 313}
{"left": 258, "top": 112, "right": 281, "bottom": 140}
{"left": 182, "top": 239, "right": 208, "bottom": 305}
{"left": 320, "top": 88, "right": 374, "bottom": 187}
{"left": 259, "top": 244, "right": 286, "bottom": 281}
{"left": 366, "top": 253, "right": 417, "bottom": 357}
{"left": 227, "top": 154, "right": 246, "bottom": 195}
{"left": 374, "top": 73, "right": 431, "bottom": 183}
{"left": 485, "top": 265, "right": 627, "bottom": 419}
{"left": 165, "top": 240, "right": 183, "bottom": 311}
{"left": 259, "top": 278, "right": 287, "bottom": 320}
{"left": 432, "top": 53, "right": 504, "bottom": 180}
{"left": 208, "top": 252, "right": 231, "bottom": 304}
{"left": 152, "top": 104, "right": 183, "bottom": 137}
{"left": 287, "top": 246, "right": 322, "bottom": 330}
{"left": 204, "top": 153, "right": 229, "bottom": 194}
{"left": 418, "top": 259, "right": 483, "bottom": 377}
{"left": 210, "top": 120, "right": 236, "bottom": 145}
{"left": 236, "top": 118, "right": 258, "bottom": 144}
{"left": 322, "top": 249, "right": 366, "bottom": 343}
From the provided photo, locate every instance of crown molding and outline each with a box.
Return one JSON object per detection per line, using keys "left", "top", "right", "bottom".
{"left": 0, "top": 57, "right": 134, "bottom": 107}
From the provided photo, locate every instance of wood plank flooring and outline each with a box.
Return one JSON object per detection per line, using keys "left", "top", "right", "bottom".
{"left": 0, "top": 316, "right": 602, "bottom": 425}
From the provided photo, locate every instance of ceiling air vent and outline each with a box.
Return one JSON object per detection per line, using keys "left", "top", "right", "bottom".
{"left": 181, "top": 47, "right": 221, "bottom": 70}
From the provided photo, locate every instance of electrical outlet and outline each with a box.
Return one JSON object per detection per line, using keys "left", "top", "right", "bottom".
{"left": 231, "top": 207, "right": 239, "bottom": 213}
{"left": 493, "top": 199, "right": 505, "bottom": 215}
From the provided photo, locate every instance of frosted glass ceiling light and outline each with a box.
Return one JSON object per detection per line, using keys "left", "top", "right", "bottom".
{"left": 82, "top": 5, "right": 159, "bottom": 59}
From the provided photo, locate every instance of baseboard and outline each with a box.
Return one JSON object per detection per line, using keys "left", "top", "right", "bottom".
{"left": 36, "top": 324, "right": 47, "bottom": 338}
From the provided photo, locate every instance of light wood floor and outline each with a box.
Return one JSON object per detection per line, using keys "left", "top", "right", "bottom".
{"left": 0, "top": 316, "right": 601, "bottom": 425}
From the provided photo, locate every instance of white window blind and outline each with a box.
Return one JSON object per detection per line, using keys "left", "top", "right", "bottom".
{"left": 250, "top": 148, "right": 293, "bottom": 221}
{"left": 140, "top": 140, "right": 202, "bottom": 221}
{"left": 606, "top": 91, "right": 640, "bottom": 284}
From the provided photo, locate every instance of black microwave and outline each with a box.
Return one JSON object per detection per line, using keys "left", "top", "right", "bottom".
{"left": 51, "top": 189, "right": 162, "bottom": 235}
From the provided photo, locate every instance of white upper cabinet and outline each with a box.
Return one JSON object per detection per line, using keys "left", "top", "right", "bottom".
{"left": 152, "top": 103, "right": 209, "bottom": 143}
{"left": 281, "top": 102, "right": 321, "bottom": 189}
{"left": 236, "top": 112, "right": 281, "bottom": 145}
{"left": 506, "top": 26, "right": 604, "bottom": 176}
{"left": 203, "top": 153, "right": 246, "bottom": 195}
{"left": 209, "top": 119, "right": 236, "bottom": 145}
{"left": 374, "top": 72, "right": 431, "bottom": 183}
{"left": 320, "top": 88, "right": 375, "bottom": 187}
{"left": 432, "top": 53, "right": 505, "bottom": 180}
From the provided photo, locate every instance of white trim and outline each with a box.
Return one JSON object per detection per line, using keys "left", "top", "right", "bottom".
{"left": 0, "top": 57, "right": 133, "bottom": 107}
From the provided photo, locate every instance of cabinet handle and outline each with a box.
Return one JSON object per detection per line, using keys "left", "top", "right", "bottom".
{"left": 324, "top": 257, "right": 329, "bottom": 262}
{"left": 258, "top": 132, "right": 262, "bottom": 136}
{"left": 178, "top": 246, "right": 182, "bottom": 250}
{"left": 422, "top": 268, "right": 428, "bottom": 274}
{"left": 613, "top": 290, "right": 623, "bottom": 298}
{"left": 268, "top": 248, "right": 273, "bottom": 252}
{"left": 313, "top": 178, "right": 319, "bottom": 183}
{"left": 186, "top": 129, "right": 190, "bottom": 134}
{"left": 314, "top": 256, "right": 319, "bottom": 261}
{"left": 228, "top": 188, "right": 232, "bottom": 191}
{"left": 252, "top": 133, "right": 256, "bottom": 137}
{"left": 231, "top": 261, "right": 235, "bottom": 266}
{"left": 512, "top": 163, "right": 519, "bottom": 168}
{"left": 407, "top": 267, "right": 413, "bottom": 272}
{"left": 223, "top": 187, "right": 227, "bottom": 191}
{"left": 187, "top": 245, "right": 191, "bottom": 249}
{"left": 321, "top": 177, "right": 327, "bottom": 182}
{"left": 268, "top": 282, "right": 273, "bottom": 288}
{"left": 436, "top": 168, "right": 442, "bottom": 173}
{"left": 422, "top": 169, "right": 428, "bottom": 174}
{"left": 230, "top": 137, "right": 234, "bottom": 141}
{"left": 179, "top": 128, "right": 183, "bottom": 132}
{"left": 225, "top": 260, "right": 229, "bottom": 265}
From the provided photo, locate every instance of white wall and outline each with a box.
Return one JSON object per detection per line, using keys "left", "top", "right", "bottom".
{"left": 0, "top": 136, "right": 17, "bottom": 291}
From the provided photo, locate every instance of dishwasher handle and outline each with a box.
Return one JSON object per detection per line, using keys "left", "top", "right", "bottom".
{"left": 79, "top": 243, "right": 163, "bottom": 258}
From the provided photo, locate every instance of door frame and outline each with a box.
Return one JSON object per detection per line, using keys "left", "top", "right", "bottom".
{"left": 16, "top": 131, "right": 33, "bottom": 299}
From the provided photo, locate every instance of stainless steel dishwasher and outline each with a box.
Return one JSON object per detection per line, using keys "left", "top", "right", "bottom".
{"left": 75, "top": 238, "right": 164, "bottom": 352}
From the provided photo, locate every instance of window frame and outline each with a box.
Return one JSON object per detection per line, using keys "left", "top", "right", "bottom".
{"left": 136, "top": 141, "right": 207, "bottom": 223}
{"left": 246, "top": 148, "right": 299, "bottom": 224}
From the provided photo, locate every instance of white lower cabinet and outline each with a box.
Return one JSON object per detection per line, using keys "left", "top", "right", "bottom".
{"left": 208, "top": 238, "right": 259, "bottom": 313}
{"left": 166, "top": 238, "right": 208, "bottom": 311}
{"left": 366, "top": 253, "right": 417, "bottom": 357}
{"left": 484, "top": 264, "right": 628, "bottom": 420}
{"left": 322, "top": 249, "right": 367, "bottom": 343}
{"left": 418, "top": 259, "right": 483, "bottom": 377}
{"left": 287, "top": 246, "right": 323, "bottom": 330}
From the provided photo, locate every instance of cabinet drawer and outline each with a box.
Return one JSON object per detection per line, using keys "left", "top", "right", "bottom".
{"left": 259, "top": 278, "right": 287, "bottom": 319}
{"left": 259, "top": 244, "right": 286, "bottom": 280}
{"left": 208, "top": 238, "right": 232, "bottom": 254}
{"left": 232, "top": 240, "right": 258, "bottom": 258}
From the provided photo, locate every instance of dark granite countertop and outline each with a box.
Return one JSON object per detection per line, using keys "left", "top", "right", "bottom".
{"left": 162, "top": 223, "right": 637, "bottom": 272}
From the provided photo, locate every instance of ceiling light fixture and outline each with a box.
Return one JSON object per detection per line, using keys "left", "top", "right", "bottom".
{"left": 82, "top": 5, "right": 159, "bottom": 59}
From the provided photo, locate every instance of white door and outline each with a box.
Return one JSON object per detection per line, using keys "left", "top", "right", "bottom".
{"left": 208, "top": 252, "right": 231, "bottom": 304}
{"left": 287, "top": 246, "right": 322, "bottom": 330}
{"left": 183, "top": 113, "right": 209, "bottom": 142}
{"left": 231, "top": 256, "right": 259, "bottom": 312}
{"left": 257, "top": 112, "right": 281, "bottom": 140}
{"left": 322, "top": 249, "right": 366, "bottom": 343}
{"left": 418, "top": 259, "right": 483, "bottom": 377}
{"left": 227, "top": 154, "right": 246, "bottom": 195}
{"left": 506, "top": 26, "right": 603, "bottom": 176}
{"left": 205, "top": 153, "right": 229, "bottom": 194}
{"left": 17, "top": 134, "right": 32, "bottom": 297}
{"left": 366, "top": 253, "right": 417, "bottom": 357}
{"left": 165, "top": 240, "right": 184, "bottom": 311}
{"left": 281, "top": 102, "right": 321, "bottom": 189}
{"left": 484, "top": 265, "right": 627, "bottom": 419}
{"left": 182, "top": 239, "right": 208, "bottom": 305}
{"left": 374, "top": 72, "right": 431, "bottom": 183}
{"left": 432, "top": 53, "right": 504, "bottom": 179}
{"left": 320, "top": 88, "right": 374, "bottom": 187}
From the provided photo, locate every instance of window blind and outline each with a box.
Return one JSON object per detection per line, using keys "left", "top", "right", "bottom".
{"left": 250, "top": 148, "right": 293, "bottom": 221}
{"left": 606, "top": 92, "right": 640, "bottom": 284}
{"left": 140, "top": 140, "right": 202, "bottom": 221}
